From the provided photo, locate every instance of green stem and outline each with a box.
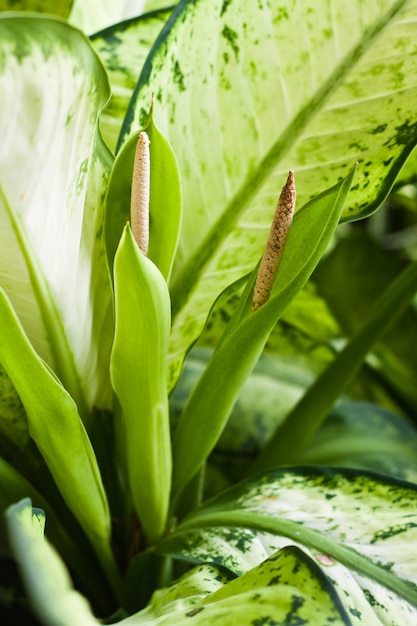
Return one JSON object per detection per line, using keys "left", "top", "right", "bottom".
{"left": 249, "top": 259, "right": 417, "bottom": 473}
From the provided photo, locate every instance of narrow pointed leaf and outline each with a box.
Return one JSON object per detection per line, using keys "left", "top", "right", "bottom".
{"left": 171, "top": 169, "right": 355, "bottom": 501}
{"left": 121, "top": 0, "right": 417, "bottom": 390}
{"left": 0, "top": 15, "right": 114, "bottom": 416}
{"left": 110, "top": 225, "right": 171, "bottom": 544}
{"left": 0, "top": 289, "right": 114, "bottom": 577}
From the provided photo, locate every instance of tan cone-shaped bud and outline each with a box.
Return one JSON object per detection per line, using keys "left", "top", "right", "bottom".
{"left": 252, "top": 171, "right": 296, "bottom": 312}
{"left": 130, "top": 131, "right": 150, "bottom": 256}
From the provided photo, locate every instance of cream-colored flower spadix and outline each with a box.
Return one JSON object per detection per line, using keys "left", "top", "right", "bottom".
{"left": 252, "top": 171, "right": 296, "bottom": 311}
{"left": 130, "top": 131, "right": 150, "bottom": 255}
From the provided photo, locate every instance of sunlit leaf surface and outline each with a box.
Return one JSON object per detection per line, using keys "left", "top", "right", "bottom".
{"left": 121, "top": 0, "right": 417, "bottom": 388}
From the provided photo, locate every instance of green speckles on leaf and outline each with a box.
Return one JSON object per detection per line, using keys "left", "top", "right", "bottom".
{"left": 220, "top": 0, "right": 233, "bottom": 17}
{"left": 222, "top": 25, "right": 239, "bottom": 62}
{"left": 369, "top": 124, "right": 387, "bottom": 135}
{"left": 75, "top": 158, "right": 89, "bottom": 196}
{"left": 173, "top": 58, "right": 186, "bottom": 92}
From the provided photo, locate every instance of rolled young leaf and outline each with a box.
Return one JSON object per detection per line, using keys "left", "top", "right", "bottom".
{"left": 106, "top": 105, "right": 182, "bottom": 283}
{"left": 110, "top": 225, "right": 172, "bottom": 544}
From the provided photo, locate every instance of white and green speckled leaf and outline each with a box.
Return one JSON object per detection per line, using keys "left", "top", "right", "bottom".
{"left": 120, "top": 0, "right": 417, "bottom": 389}
{"left": 160, "top": 468, "right": 417, "bottom": 623}
{"left": 90, "top": 9, "right": 173, "bottom": 151}
{"left": 0, "top": 15, "right": 114, "bottom": 419}
{"left": 120, "top": 546, "right": 350, "bottom": 625}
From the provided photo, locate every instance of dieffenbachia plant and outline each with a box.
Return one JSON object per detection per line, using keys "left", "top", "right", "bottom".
{"left": 1, "top": 1, "right": 417, "bottom": 624}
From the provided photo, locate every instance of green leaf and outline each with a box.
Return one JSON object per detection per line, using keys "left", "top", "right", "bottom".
{"left": 110, "top": 225, "right": 172, "bottom": 544}
{"left": 0, "top": 15, "right": 114, "bottom": 419}
{"left": 161, "top": 468, "right": 417, "bottom": 621}
{"left": 5, "top": 499, "right": 101, "bottom": 626}
{"left": 0, "top": 0, "right": 73, "bottom": 16}
{"left": 171, "top": 169, "right": 355, "bottom": 503}
{"left": 253, "top": 257, "right": 417, "bottom": 472}
{"left": 313, "top": 229, "right": 417, "bottom": 413}
{"left": 0, "top": 289, "right": 117, "bottom": 588}
{"left": 106, "top": 106, "right": 182, "bottom": 282}
{"left": 121, "top": 548, "right": 350, "bottom": 625}
{"left": 90, "top": 8, "right": 173, "bottom": 152}
{"left": 120, "top": 0, "right": 417, "bottom": 391}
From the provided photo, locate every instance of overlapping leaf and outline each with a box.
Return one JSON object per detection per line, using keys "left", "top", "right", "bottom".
{"left": 120, "top": 0, "right": 417, "bottom": 389}
{"left": 160, "top": 468, "right": 417, "bottom": 622}
{"left": 0, "top": 16, "right": 114, "bottom": 416}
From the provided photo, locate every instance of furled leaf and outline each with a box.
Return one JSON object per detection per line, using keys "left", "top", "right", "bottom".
{"left": 0, "top": 289, "right": 117, "bottom": 586}
{"left": 120, "top": 0, "right": 417, "bottom": 390}
{"left": 90, "top": 8, "right": 173, "bottom": 151}
{"left": 0, "top": 15, "right": 114, "bottom": 417}
{"left": 106, "top": 106, "right": 182, "bottom": 282}
{"left": 110, "top": 225, "right": 172, "bottom": 544}
{"left": 171, "top": 169, "right": 355, "bottom": 502}
{"left": 160, "top": 468, "right": 417, "bottom": 622}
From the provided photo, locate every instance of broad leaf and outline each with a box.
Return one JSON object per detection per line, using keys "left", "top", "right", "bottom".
{"left": 161, "top": 468, "right": 417, "bottom": 622}
{"left": 0, "top": 15, "right": 114, "bottom": 417}
{"left": 6, "top": 499, "right": 350, "bottom": 626}
{"left": 120, "top": 547, "right": 350, "bottom": 625}
{"left": 90, "top": 8, "right": 173, "bottom": 151}
{"left": 120, "top": 0, "right": 417, "bottom": 389}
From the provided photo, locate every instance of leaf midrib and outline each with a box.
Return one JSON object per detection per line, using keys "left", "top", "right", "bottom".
{"left": 169, "top": 0, "right": 409, "bottom": 318}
